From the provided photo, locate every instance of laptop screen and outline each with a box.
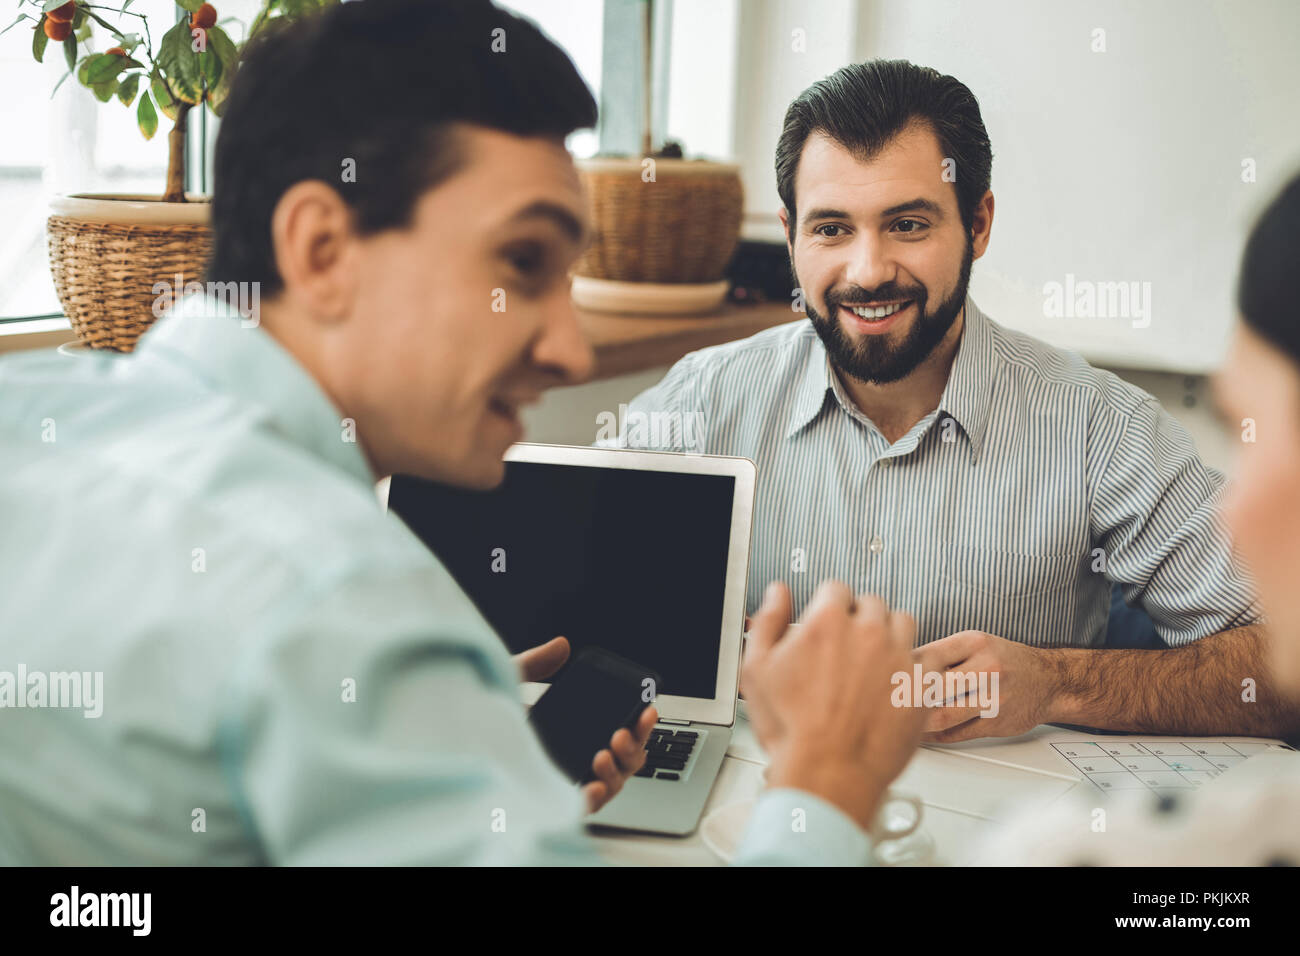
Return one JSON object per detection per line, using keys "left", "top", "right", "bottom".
{"left": 389, "top": 461, "right": 736, "bottom": 700}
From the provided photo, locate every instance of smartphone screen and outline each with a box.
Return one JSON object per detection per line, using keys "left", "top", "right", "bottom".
{"left": 528, "top": 648, "right": 659, "bottom": 783}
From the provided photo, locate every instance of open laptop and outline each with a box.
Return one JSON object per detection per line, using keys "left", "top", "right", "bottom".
{"left": 383, "top": 443, "right": 756, "bottom": 836}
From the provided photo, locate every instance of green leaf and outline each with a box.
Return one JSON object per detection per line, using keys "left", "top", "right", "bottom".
{"left": 71, "top": 6, "right": 84, "bottom": 29}
{"left": 175, "top": 0, "right": 203, "bottom": 11}
{"left": 33, "top": 19, "right": 48, "bottom": 63}
{"left": 91, "top": 76, "right": 119, "bottom": 102}
{"left": 77, "top": 53, "right": 104, "bottom": 86}
{"left": 157, "top": 19, "right": 201, "bottom": 104}
{"left": 42, "top": 1, "right": 70, "bottom": 12}
{"left": 62, "top": 32, "right": 76, "bottom": 70}
{"left": 205, "top": 23, "right": 238, "bottom": 115}
{"left": 137, "top": 88, "right": 157, "bottom": 139}
{"left": 73, "top": 18, "right": 90, "bottom": 40}
{"left": 86, "top": 50, "right": 127, "bottom": 84}
{"left": 150, "top": 71, "right": 178, "bottom": 121}
{"left": 116, "top": 71, "right": 140, "bottom": 106}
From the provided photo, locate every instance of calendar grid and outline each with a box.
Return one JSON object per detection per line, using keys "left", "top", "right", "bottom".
{"left": 1050, "top": 740, "right": 1291, "bottom": 794}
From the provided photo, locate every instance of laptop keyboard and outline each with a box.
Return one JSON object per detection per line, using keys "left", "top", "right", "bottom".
{"left": 635, "top": 728, "right": 699, "bottom": 781}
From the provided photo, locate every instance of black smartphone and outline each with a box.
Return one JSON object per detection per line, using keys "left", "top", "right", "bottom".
{"left": 527, "top": 646, "right": 660, "bottom": 784}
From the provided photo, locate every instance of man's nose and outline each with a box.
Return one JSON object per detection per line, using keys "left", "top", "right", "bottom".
{"left": 533, "top": 293, "right": 596, "bottom": 387}
{"left": 843, "top": 235, "right": 896, "bottom": 293}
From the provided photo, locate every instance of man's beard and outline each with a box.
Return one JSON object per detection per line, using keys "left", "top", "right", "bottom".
{"left": 800, "top": 239, "right": 973, "bottom": 385}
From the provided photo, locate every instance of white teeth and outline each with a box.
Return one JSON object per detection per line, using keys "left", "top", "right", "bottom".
{"left": 851, "top": 302, "right": 906, "bottom": 320}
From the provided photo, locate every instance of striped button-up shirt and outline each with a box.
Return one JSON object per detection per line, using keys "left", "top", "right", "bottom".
{"left": 617, "top": 296, "right": 1258, "bottom": 648}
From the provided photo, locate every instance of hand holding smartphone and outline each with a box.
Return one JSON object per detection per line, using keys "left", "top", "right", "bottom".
{"left": 527, "top": 646, "right": 660, "bottom": 784}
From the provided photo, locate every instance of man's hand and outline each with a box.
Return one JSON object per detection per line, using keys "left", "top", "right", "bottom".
{"left": 742, "top": 580, "right": 924, "bottom": 829}
{"left": 914, "top": 630, "right": 1062, "bottom": 743}
{"left": 581, "top": 705, "right": 658, "bottom": 814}
{"left": 514, "top": 635, "right": 572, "bottom": 683}
{"left": 513, "top": 636, "right": 659, "bottom": 814}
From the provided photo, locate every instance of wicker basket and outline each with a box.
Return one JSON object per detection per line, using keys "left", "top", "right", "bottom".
{"left": 46, "top": 194, "right": 212, "bottom": 352}
{"left": 575, "top": 158, "right": 743, "bottom": 284}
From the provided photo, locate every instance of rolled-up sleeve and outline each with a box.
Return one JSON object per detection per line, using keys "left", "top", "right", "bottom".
{"left": 1089, "top": 396, "right": 1260, "bottom": 645}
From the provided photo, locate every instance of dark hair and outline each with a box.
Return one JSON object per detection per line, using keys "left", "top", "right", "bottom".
{"left": 775, "top": 59, "right": 992, "bottom": 234}
{"left": 1238, "top": 172, "right": 1300, "bottom": 365}
{"left": 206, "top": 0, "right": 597, "bottom": 295}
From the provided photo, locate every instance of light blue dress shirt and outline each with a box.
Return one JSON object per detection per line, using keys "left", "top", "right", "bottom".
{"left": 0, "top": 294, "right": 868, "bottom": 866}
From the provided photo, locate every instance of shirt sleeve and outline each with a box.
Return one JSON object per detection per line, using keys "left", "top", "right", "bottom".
{"left": 217, "top": 555, "right": 872, "bottom": 866}
{"left": 218, "top": 560, "right": 603, "bottom": 865}
{"left": 733, "top": 789, "right": 875, "bottom": 866}
{"left": 1089, "top": 396, "right": 1260, "bottom": 645}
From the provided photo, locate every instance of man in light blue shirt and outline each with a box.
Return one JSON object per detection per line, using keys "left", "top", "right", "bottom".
{"left": 0, "top": 0, "right": 923, "bottom": 865}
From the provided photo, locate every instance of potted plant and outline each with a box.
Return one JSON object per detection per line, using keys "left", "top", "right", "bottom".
{"left": 571, "top": 0, "right": 743, "bottom": 315}
{"left": 7, "top": 0, "right": 337, "bottom": 350}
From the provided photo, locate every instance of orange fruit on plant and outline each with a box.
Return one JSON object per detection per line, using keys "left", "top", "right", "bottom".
{"left": 106, "top": 46, "right": 125, "bottom": 55}
{"left": 190, "top": 3, "right": 217, "bottom": 29}
{"left": 43, "top": 17, "right": 72, "bottom": 41}
{"left": 47, "top": 2, "right": 76, "bottom": 23}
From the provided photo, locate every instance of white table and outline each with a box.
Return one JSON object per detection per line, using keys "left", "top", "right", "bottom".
{"left": 587, "top": 714, "right": 1081, "bottom": 865}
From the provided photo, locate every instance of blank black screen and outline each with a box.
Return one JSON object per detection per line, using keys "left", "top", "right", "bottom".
{"left": 389, "top": 461, "right": 736, "bottom": 699}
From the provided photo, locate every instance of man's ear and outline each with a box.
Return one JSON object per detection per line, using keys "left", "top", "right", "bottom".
{"left": 970, "top": 189, "right": 995, "bottom": 260}
{"left": 778, "top": 207, "right": 794, "bottom": 257}
{"left": 269, "top": 180, "right": 360, "bottom": 323}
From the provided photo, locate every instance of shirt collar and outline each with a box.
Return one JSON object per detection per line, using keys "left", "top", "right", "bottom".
{"left": 137, "top": 293, "right": 376, "bottom": 488}
{"left": 934, "top": 295, "right": 997, "bottom": 464}
{"left": 784, "top": 295, "right": 997, "bottom": 463}
{"left": 785, "top": 331, "right": 835, "bottom": 439}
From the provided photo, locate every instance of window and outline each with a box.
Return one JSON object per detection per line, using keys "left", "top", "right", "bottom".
{"left": 0, "top": 0, "right": 623, "bottom": 322}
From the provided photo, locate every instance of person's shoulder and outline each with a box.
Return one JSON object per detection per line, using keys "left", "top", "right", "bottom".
{"left": 659, "top": 319, "right": 819, "bottom": 409}
{"left": 980, "top": 304, "right": 1157, "bottom": 421}
{"left": 672, "top": 318, "right": 815, "bottom": 377}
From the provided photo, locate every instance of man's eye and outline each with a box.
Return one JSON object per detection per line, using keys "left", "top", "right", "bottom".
{"left": 815, "top": 224, "right": 846, "bottom": 238}
{"left": 501, "top": 243, "right": 548, "bottom": 277}
{"left": 892, "top": 219, "right": 928, "bottom": 234}
{"left": 507, "top": 249, "right": 544, "bottom": 274}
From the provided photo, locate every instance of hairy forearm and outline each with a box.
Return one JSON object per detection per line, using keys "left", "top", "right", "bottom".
{"left": 1046, "top": 625, "right": 1300, "bottom": 736}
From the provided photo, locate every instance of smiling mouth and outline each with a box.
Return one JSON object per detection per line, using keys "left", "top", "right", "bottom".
{"left": 844, "top": 300, "right": 911, "bottom": 323}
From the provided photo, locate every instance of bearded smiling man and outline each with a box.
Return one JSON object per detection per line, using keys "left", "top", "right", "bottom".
{"left": 619, "top": 60, "right": 1300, "bottom": 743}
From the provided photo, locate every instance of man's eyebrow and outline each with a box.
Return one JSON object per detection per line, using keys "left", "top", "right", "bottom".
{"left": 880, "top": 197, "right": 944, "bottom": 218}
{"left": 801, "top": 198, "right": 946, "bottom": 225}
{"left": 802, "top": 207, "right": 852, "bottom": 224}
{"left": 506, "top": 200, "right": 586, "bottom": 244}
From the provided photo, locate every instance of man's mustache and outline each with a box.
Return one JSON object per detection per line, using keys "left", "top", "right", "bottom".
{"left": 825, "top": 285, "right": 927, "bottom": 307}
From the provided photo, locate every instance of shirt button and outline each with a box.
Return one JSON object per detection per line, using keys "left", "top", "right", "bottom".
{"left": 869, "top": 535, "right": 884, "bottom": 554}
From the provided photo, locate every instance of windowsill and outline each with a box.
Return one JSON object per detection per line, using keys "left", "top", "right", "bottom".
{"left": 0, "top": 316, "right": 77, "bottom": 354}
